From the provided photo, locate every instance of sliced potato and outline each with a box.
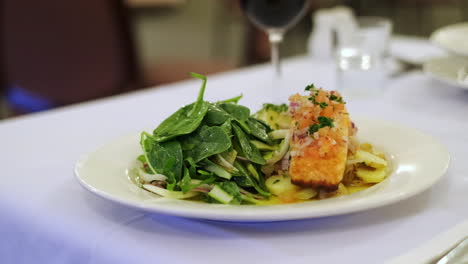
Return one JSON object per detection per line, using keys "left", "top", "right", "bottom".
{"left": 360, "top": 143, "right": 373, "bottom": 152}
{"left": 336, "top": 183, "right": 349, "bottom": 196}
{"left": 375, "top": 152, "right": 386, "bottom": 160}
{"left": 347, "top": 185, "right": 370, "bottom": 194}
{"left": 295, "top": 188, "right": 318, "bottom": 200}
{"left": 356, "top": 167, "right": 386, "bottom": 183}
{"left": 255, "top": 108, "right": 291, "bottom": 130}
{"left": 265, "top": 175, "right": 297, "bottom": 195}
{"left": 355, "top": 149, "right": 388, "bottom": 169}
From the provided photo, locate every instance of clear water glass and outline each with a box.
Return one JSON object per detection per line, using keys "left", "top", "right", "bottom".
{"left": 336, "top": 17, "right": 393, "bottom": 97}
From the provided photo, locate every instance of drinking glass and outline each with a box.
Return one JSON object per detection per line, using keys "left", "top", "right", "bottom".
{"left": 241, "top": 0, "right": 309, "bottom": 80}
{"left": 336, "top": 17, "right": 393, "bottom": 97}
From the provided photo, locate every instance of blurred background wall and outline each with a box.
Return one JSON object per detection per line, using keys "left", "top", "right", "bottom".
{"left": 1, "top": 0, "right": 467, "bottom": 119}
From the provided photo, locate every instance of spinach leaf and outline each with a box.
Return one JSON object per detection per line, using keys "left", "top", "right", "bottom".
{"left": 181, "top": 125, "right": 231, "bottom": 163}
{"left": 234, "top": 119, "right": 251, "bottom": 134}
{"left": 192, "top": 171, "right": 213, "bottom": 180}
{"left": 232, "top": 134, "right": 245, "bottom": 158}
{"left": 185, "top": 157, "right": 198, "bottom": 178}
{"left": 232, "top": 161, "right": 253, "bottom": 186}
{"left": 220, "top": 103, "right": 250, "bottom": 121}
{"left": 246, "top": 163, "right": 260, "bottom": 181}
{"left": 218, "top": 182, "right": 242, "bottom": 205}
{"left": 205, "top": 103, "right": 251, "bottom": 134}
{"left": 232, "top": 123, "right": 266, "bottom": 165}
{"left": 137, "top": 154, "right": 146, "bottom": 164}
{"left": 246, "top": 117, "right": 271, "bottom": 143}
{"left": 180, "top": 166, "right": 217, "bottom": 193}
{"left": 233, "top": 161, "right": 270, "bottom": 197}
{"left": 140, "top": 133, "right": 183, "bottom": 190}
{"left": 255, "top": 118, "right": 273, "bottom": 132}
{"left": 204, "top": 105, "right": 250, "bottom": 135}
{"left": 200, "top": 193, "right": 219, "bottom": 204}
{"left": 220, "top": 120, "right": 232, "bottom": 138}
{"left": 204, "top": 104, "right": 231, "bottom": 125}
{"left": 232, "top": 176, "right": 253, "bottom": 188}
{"left": 179, "top": 166, "right": 193, "bottom": 193}
{"left": 153, "top": 73, "right": 209, "bottom": 142}
{"left": 247, "top": 163, "right": 268, "bottom": 190}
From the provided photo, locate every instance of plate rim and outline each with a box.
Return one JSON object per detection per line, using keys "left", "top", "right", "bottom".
{"left": 74, "top": 117, "right": 450, "bottom": 222}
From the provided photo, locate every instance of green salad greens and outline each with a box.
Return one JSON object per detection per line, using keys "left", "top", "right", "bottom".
{"left": 135, "top": 73, "right": 290, "bottom": 205}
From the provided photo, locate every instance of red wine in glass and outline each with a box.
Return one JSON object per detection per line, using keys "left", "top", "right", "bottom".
{"left": 240, "top": 0, "right": 309, "bottom": 76}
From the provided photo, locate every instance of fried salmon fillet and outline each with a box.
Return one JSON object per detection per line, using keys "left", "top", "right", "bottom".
{"left": 288, "top": 89, "right": 352, "bottom": 190}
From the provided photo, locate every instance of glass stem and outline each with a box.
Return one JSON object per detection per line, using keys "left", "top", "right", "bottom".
{"left": 271, "top": 41, "right": 281, "bottom": 76}
{"left": 268, "top": 30, "right": 284, "bottom": 78}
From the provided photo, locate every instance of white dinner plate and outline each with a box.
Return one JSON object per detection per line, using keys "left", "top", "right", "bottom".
{"left": 75, "top": 117, "right": 450, "bottom": 222}
{"left": 430, "top": 22, "right": 468, "bottom": 57}
{"left": 423, "top": 56, "right": 468, "bottom": 90}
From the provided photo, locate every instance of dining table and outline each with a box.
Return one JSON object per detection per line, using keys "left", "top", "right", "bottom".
{"left": 1, "top": 46, "right": 468, "bottom": 264}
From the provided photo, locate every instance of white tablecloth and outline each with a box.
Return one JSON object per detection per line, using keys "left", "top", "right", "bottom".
{"left": 1, "top": 57, "right": 467, "bottom": 264}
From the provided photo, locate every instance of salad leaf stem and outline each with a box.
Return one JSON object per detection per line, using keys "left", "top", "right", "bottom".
{"left": 217, "top": 94, "right": 243, "bottom": 104}
{"left": 189, "top": 72, "right": 207, "bottom": 115}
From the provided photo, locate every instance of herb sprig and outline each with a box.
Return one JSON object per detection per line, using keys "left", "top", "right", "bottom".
{"left": 308, "top": 116, "right": 335, "bottom": 135}
{"left": 329, "top": 94, "right": 345, "bottom": 104}
{"left": 304, "top": 84, "right": 315, "bottom": 91}
{"left": 318, "top": 102, "right": 328, "bottom": 109}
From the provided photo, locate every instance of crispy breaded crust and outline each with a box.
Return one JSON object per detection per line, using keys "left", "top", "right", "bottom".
{"left": 289, "top": 90, "right": 350, "bottom": 189}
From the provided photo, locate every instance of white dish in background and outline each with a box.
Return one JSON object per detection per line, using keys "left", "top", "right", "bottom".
{"left": 423, "top": 56, "right": 468, "bottom": 90}
{"left": 390, "top": 35, "right": 446, "bottom": 65}
{"left": 75, "top": 117, "right": 449, "bottom": 222}
{"left": 430, "top": 22, "right": 468, "bottom": 57}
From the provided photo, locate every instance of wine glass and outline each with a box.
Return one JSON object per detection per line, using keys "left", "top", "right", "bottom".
{"left": 240, "top": 0, "right": 310, "bottom": 78}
